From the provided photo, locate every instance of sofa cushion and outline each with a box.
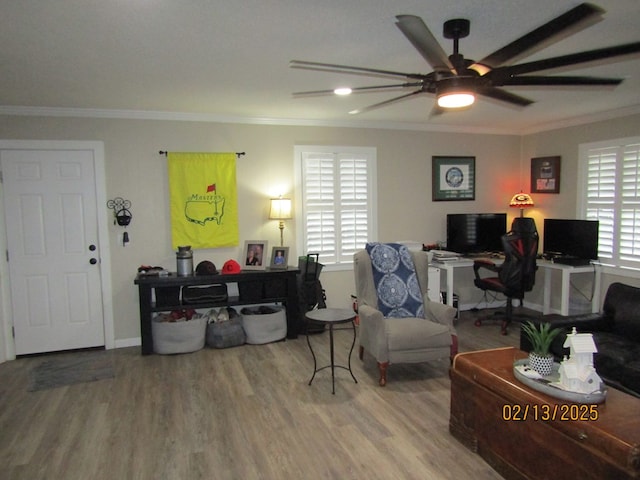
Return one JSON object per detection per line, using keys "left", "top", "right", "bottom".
{"left": 366, "top": 243, "right": 424, "bottom": 319}
{"left": 384, "top": 317, "right": 451, "bottom": 351}
{"left": 592, "top": 332, "right": 640, "bottom": 382}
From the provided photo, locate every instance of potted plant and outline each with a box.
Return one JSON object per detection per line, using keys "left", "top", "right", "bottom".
{"left": 521, "top": 321, "right": 562, "bottom": 376}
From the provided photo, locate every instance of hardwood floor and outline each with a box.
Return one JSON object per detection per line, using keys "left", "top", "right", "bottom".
{"left": 0, "top": 308, "right": 533, "bottom": 480}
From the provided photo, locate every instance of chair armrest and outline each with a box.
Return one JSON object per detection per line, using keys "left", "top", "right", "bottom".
{"left": 473, "top": 259, "right": 499, "bottom": 279}
{"left": 532, "top": 313, "right": 610, "bottom": 332}
{"left": 357, "top": 303, "right": 389, "bottom": 362}
{"left": 518, "top": 313, "right": 610, "bottom": 354}
{"left": 424, "top": 298, "right": 457, "bottom": 331}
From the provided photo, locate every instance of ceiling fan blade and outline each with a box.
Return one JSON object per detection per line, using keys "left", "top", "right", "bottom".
{"left": 349, "top": 90, "right": 426, "bottom": 115}
{"left": 470, "top": 3, "right": 604, "bottom": 74}
{"left": 497, "top": 75, "right": 623, "bottom": 87}
{"left": 293, "top": 82, "right": 424, "bottom": 96}
{"left": 477, "top": 87, "right": 534, "bottom": 107}
{"left": 289, "top": 60, "right": 425, "bottom": 80}
{"left": 488, "top": 42, "right": 640, "bottom": 78}
{"left": 395, "top": 15, "right": 455, "bottom": 73}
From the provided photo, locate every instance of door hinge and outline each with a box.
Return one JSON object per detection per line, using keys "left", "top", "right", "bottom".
{"left": 11, "top": 326, "right": 15, "bottom": 338}
{"left": 5, "top": 250, "right": 8, "bottom": 262}
{"left": 0, "top": 170, "right": 3, "bottom": 183}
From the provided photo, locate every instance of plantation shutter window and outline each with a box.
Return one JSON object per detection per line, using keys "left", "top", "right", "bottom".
{"left": 297, "top": 146, "right": 377, "bottom": 267}
{"left": 580, "top": 138, "right": 640, "bottom": 269}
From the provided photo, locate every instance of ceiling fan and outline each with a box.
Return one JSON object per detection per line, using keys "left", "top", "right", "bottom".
{"left": 290, "top": 3, "right": 640, "bottom": 114}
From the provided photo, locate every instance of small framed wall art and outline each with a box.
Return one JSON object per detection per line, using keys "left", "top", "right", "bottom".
{"left": 270, "top": 246, "right": 289, "bottom": 269}
{"left": 432, "top": 156, "right": 476, "bottom": 201}
{"left": 531, "top": 156, "right": 561, "bottom": 193}
{"left": 242, "top": 240, "right": 268, "bottom": 270}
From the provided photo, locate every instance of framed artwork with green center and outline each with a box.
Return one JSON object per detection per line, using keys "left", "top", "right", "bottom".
{"left": 432, "top": 156, "right": 475, "bottom": 201}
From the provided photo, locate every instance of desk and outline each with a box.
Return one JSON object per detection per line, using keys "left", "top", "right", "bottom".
{"left": 435, "top": 259, "right": 601, "bottom": 316}
{"left": 305, "top": 308, "right": 358, "bottom": 394}
{"left": 134, "top": 269, "right": 301, "bottom": 355}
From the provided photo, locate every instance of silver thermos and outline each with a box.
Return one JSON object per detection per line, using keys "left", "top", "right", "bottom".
{"left": 176, "top": 246, "right": 193, "bottom": 276}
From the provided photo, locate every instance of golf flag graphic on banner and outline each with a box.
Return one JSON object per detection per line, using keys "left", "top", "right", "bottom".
{"left": 168, "top": 152, "right": 239, "bottom": 249}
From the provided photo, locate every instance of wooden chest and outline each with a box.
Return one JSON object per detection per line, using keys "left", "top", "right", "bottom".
{"left": 449, "top": 347, "right": 640, "bottom": 480}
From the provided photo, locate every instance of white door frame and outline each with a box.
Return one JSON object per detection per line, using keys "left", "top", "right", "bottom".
{"left": 0, "top": 140, "right": 114, "bottom": 361}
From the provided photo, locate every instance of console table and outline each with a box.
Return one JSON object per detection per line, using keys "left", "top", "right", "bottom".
{"left": 450, "top": 347, "right": 640, "bottom": 480}
{"left": 134, "top": 268, "right": 301, "bottom": 355}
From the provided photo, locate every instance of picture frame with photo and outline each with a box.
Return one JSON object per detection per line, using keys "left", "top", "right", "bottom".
{"left": 432, "top": 156, "right": 476, "bottom": 201}
{"left": 242, "top": 240, "right": 268, "bottom": 270}
{"left": 270, "top": 246, "right": 289, "bottom": 269}
{"left": 531, "top": 156, "right": 561, "bottom": 194}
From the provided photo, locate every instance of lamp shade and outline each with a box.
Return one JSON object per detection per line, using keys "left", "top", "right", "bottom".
{"left": 269, "top": 197, "right": 292, "bottom": 220}
{"left": 509, "top": 192, "right": 534, "bottom": 208}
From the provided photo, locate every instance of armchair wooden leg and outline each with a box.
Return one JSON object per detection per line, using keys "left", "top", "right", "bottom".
{"left": 359, "top": 345, "right": 364, "bottom": 360}
{"left": 450, "top": 334, "right": 459, "bottom": 361}
{"left": 377, "top": 362, "right": 388, "bottom": 387}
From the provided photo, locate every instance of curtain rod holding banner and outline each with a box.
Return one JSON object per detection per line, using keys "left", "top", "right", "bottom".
{"left": 159, "top": 151, "right": 245, "bottom": 158}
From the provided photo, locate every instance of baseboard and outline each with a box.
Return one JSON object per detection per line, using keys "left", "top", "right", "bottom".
{"left": 114, "top": 337, "right": 141, "bottom": 349}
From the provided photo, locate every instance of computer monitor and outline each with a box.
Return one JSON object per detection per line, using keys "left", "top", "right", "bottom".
{"left": 543, "top": 219, "right": 599, "bottom": 260}
{"left": 446, "top": 213, "right": 507, "bottom": 254}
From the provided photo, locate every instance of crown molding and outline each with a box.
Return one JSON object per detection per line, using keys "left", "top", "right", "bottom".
{"left": 0, "top": 105, "right": 516, "bottom": 135}
{"left": 2, "top": 104, "right": 639, "bottom": 137}
{"left": 519, "top": 104, "right": 640, "bottom": 135}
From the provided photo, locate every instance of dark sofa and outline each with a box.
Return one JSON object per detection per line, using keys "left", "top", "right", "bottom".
{"left": 519, "top": 282, "right": 640, "bottom": 397}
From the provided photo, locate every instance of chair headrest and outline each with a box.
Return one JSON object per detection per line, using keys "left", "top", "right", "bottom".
{"left": 511, "top": 217, "right": 537, "bottom": 235}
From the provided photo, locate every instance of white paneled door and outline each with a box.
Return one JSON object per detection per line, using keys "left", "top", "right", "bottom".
{"left": 1, "top": 147, "right": 105, "bottom": 354}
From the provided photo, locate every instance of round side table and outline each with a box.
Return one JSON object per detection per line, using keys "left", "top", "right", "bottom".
{"left": 305, "top": 308, "right": 358, "bottom": 394}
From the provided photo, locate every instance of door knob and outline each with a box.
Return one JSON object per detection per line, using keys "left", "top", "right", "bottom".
{"left": 90, "top": 258, "right": 98, "bottom": 265}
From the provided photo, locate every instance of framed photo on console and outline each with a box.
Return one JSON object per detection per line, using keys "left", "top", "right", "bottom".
{"left": 242, "top": 240, "right": 268, "bottom": 270}
{"left": 270, "top": 246, "right": 289, "bottom": 269}
{"left": 432, "top": 156, "right": 475, "bottom": 201}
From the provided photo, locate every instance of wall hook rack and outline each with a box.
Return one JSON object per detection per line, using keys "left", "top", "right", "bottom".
{"left": 107, "top": 197, "right": 132, "bottom": 226}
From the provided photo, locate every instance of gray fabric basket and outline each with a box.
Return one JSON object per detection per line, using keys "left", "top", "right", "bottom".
{"left": 206, "top": 316, "right": 246, "bottom": 349}
{"left": 241, "top": 305, "right": 286, "bottom": 344}
{"left": 152, "top": 315, "right": 207, "bottom": 354}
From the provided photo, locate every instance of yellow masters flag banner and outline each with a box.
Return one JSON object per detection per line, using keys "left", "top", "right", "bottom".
{"left": 168, "top": 152, "right": 239, "bottom": 249}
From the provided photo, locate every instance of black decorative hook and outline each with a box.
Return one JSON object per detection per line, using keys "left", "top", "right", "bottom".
{"left": 107, "top": 197, "right": 132, "bottom": 226}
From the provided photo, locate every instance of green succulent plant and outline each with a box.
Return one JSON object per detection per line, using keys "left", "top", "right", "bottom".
{"left": 521, "top": 321, "right": 562, "bottom": 357}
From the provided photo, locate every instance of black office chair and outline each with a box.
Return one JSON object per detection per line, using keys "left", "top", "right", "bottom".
{"left": 473, "top": 217, "right": 539, "bottom": 334}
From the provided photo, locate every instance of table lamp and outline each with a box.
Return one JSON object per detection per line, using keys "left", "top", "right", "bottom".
{"left": 269, "top": 197, "right": 292, "bottom": 246}
{"left": 509, "top": 192, "right": 534, "bottom": 217}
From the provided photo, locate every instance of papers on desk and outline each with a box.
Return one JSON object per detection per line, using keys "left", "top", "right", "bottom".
{"left": 430, "top": 250, "right": 461, "bottom": 260}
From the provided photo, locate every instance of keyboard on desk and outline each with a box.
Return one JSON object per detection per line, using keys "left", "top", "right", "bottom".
{"left": 464, "top": 252, "right": 504, "bottom": 259}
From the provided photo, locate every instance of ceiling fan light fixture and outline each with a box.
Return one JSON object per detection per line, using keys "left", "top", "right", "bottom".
{"left": 436, "top": 77, "right": 476, "bottom": 109}
{"left": 334, "top": 87, "right": 352, "bottom": 95}
{"left": 437, "top": 92, "right": 475, "bottom": 108}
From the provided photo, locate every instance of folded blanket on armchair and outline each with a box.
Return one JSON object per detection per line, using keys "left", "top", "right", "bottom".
{"left": 366, "top": 242, "right": 424, "bottom": 319}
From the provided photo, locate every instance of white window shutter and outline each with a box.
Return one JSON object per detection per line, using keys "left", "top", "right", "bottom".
{"left": 582, "top": 139, "right": 640, "bottom": 268}
{"left": 298, "top": 147, "right": 376, "bottom": 266}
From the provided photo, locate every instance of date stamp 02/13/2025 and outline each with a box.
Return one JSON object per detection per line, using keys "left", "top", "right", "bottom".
{"left": 502, "top": 403, "right": 599, "bottom": 422}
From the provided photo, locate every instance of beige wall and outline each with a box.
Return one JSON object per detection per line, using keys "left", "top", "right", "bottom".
{"left": 1, "top": 111, "right": 639, "bottom": 349}
{"left": 522, "top": 112, "right": 640, "bottom": 304}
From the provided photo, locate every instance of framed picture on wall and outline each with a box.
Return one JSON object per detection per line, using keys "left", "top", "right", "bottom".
{"left": 432, "top": 156, "right": 475, "bottom": 201}
{"left": 270, "top": 246, "right": 289, "bottom": 270}
{"left": 531, "top": 156, "right": 561, "bottom": 193}
{"left": 242, "top": 240, "right": 268, "bottom": 270}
